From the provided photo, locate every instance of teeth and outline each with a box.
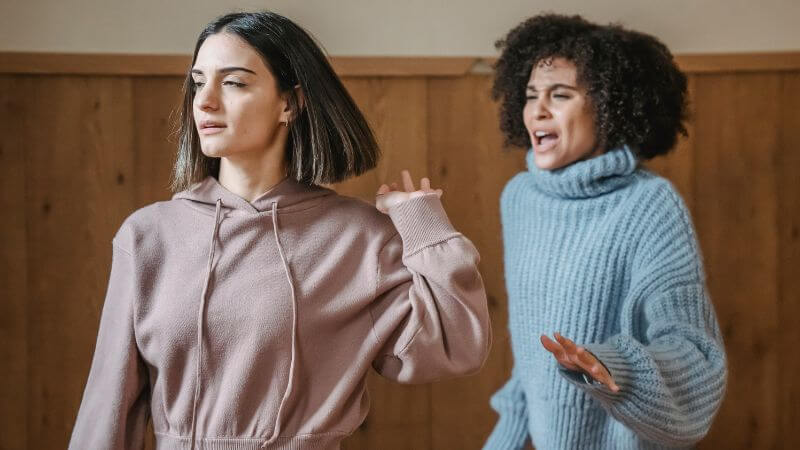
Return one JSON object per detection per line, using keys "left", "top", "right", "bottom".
{"left": 535, "top": 131, "right": 549, "bottom": 137}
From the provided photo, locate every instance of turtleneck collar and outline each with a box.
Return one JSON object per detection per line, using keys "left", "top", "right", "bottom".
{"left": 525, "top": 146, "right": 639, "bottom": 199}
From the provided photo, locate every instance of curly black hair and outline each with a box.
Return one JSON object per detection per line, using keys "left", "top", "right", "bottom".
{"left": 492, "top": 14, "right": 688, "bottom": 159}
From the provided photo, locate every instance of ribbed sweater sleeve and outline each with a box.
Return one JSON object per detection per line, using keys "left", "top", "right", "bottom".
{"left": 483, "top": 369, "right": 530, "bottom": 450}
{"left": 368, "top": 194, "right": 491, "bottom": 383}
{"left": 564, "top": 186, "right": 727, "bottom": 447}
{"left": 69, "top": 237, "right": 150, "bottom": 450}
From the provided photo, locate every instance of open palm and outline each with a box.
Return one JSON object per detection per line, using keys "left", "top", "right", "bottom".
{"left": 541, "top": 332, "right": 620, "bottom": 392}
{"left": 376, "top": 170, "right": 443, "bottom": 214}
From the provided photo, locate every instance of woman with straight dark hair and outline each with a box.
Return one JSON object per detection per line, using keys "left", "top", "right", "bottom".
{"left": 70, "top": 11, "right": 490, "bottom": 450}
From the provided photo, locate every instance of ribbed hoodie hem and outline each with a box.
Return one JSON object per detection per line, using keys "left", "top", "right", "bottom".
{"left": 155, "top": 433, "right": 345, "bottom": 450}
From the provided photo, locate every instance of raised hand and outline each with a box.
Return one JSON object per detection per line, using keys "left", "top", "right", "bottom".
{"left": 375, "top": 169, "right": 443, "bottom": 214}
{"left": 540, "top": 332, "right": 620, "bottom": 392}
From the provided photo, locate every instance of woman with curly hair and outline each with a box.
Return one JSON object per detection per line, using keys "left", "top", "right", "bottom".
{"left": 484, "top": 14, "right": 727, "bottom": 449}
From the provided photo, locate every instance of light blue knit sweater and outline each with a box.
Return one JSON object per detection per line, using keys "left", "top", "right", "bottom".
{"left": 484, "top": 147, "right": 727, "bottom": 450}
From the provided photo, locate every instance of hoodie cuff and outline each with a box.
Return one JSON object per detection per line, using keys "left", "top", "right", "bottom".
{"left": 387, "top": 193, "right": 460, "bottom": 256}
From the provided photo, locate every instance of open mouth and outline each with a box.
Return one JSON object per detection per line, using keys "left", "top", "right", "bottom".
{"left": 533, "top": 130, "right": 559, "bottom": 151}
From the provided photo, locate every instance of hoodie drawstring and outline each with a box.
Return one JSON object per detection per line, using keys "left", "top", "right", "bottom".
{"left": 262, "top": 200, "right": 300, "bottom": 448}
{"left": 189, "top": 199, "right": 222, "bottom": 450}
{"left": 185, "top": 199, "right": 298, "bottom": 449}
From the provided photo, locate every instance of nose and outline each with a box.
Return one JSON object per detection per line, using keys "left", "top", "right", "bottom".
{"left": 532, "top": 97, "right": 551, "bottom": 120}
{"left": 195, "top": 83, "right": 219, "bottom": 112}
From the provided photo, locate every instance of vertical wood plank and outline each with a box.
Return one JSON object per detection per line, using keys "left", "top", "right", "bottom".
{"left": 426, "top": 75, "right": 526, "bottom": 449}
{"left": 0, "top": 75, "right": 29, "bottom": 450}
{"left": 777, "top": 72, "right": 800, "bottom": 449}
{"left": 692, "top": 73, "right": 780, "bottom": 449}
{"left": 336, "top": 77, "right": 429, "bottom": 202}
{"left": 337, "top": 77, "right": 432, "bottom": 450}
{"left": 25, "top": 75, "right": 92, "bottom": 449}
{"left": 132, "top": 76, "right": 183, "bottom": 205}
{"left": 24, "top": 76, "right": 137, "bottom": 449}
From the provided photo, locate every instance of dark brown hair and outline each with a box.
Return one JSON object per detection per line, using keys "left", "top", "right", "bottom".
{"left": 492, "top": 14, "right": 688, "bottom": 160}
{"left": 172, "top": 11, "right": 380, "bottom": 191}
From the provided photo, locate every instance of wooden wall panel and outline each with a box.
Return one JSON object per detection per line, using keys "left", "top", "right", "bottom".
{"left": 692, "top": 73, "right": 781, "bottom": 448}
{"left": 337, "top": 77, "right": 433, "bottom": 450}
{"left": 22, "top": 76, "right": 137, "bottom": 448}
{"left": 337, "top": 77, "right": 430, "bottom": 201}
{"left": 777, "top": 72, "right": 800, "bottom": 449}
{"left": 0, "top": 75, "right": 29, "bottom": 450}
{"left": 425, "top": 75, "right": 525, "bottom": 449}
{"left": 130, "top": 77, "right": 184, "bottom": 205}
{"left": 0, "top": 58, "right": 798, "bottom": 450}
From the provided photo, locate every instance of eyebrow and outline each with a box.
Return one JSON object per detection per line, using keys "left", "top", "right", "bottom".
{"left": 526, "top": 83, "right": 578, "bottom": 92}
{"left": 191, "top": 66, "right": 257, "bottom": 75}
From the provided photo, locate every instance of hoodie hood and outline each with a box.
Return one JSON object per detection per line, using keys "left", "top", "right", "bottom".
{"left": 172, "top": 176, "right": 334, "bottom": 216}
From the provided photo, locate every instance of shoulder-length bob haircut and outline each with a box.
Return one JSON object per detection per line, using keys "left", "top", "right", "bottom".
{"left": 172, "top": 11, "right": 380, "bottom": 192}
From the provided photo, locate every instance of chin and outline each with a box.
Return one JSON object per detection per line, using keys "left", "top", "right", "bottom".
{"left": 533, "top": 154, "right": 566, "bottom": 171}
{"left": 199, "top": 146, "right": 230, "bottom": 158}
{"left": 198, "top": 138, "right": 233, "bottom": 157}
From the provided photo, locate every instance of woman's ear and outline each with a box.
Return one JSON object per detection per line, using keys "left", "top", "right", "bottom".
{"left": 281, "top": 85, "right": 305, "bottom": 124}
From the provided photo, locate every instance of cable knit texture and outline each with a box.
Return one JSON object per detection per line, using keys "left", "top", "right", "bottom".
{"left": 484, "top": 147, "right": 727, "bottom": 450}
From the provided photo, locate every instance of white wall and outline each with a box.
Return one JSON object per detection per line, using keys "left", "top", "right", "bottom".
{"left": 1, "top": 0, "right": 798, "bottom": 56}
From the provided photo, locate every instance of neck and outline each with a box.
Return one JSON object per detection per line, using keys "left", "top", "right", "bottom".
{"left": 218, "top": 147, "right": 288, "bottom": 202}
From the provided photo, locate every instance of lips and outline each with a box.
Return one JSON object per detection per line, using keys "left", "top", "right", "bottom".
{"left": 532, "top": 129, "right": 559, "bottom": 152}
{"left": 199, "top": 120, "right": 225, "bottom": 129}
{"left": 198, "top": 120, "right": 226, "bottom": 135}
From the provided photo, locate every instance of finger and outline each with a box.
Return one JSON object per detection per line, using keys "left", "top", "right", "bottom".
{"left": 420, "top": 177, "right": 431, "bottom": 191}
{"left": 574, "top": 348, "right": 619, "bottom": 392}
{"left": 435, "top": 188, "right": 443, "bottom": 197}
{"left": 401, "top": 170, "right": 415, "bottom": 192}
{"left": 541, "top": 335, "right": 578, "bottom": 370}
{"left": 571, "top": 346, "right": 598, "bottom": 375}
{"left": 554, "top": 333, "right": 578, "bottom": 352}
{"left": 596, "top": 370, "right": 619, "bottom": 392}
{"left": 566, "top": 348, "right": 584, "bottom": 368}
{"left": 377, "top": 184, "right": 390, "bottom": 195}
{"left": 574, "top": 348, "right": 601, "bottom": 376}
{"left": 575, "top": 347, "right": 596, "bottom": 368}
{"left": 390, "top": 182, "right": 399, "bottom": 191}
{"left": 540, "top": 335, "right": 566, "bottom": 359}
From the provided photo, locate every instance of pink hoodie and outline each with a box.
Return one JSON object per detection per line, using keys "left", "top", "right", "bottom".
{"left": 69, "top": 176, "right": 490, "bottom": 450}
